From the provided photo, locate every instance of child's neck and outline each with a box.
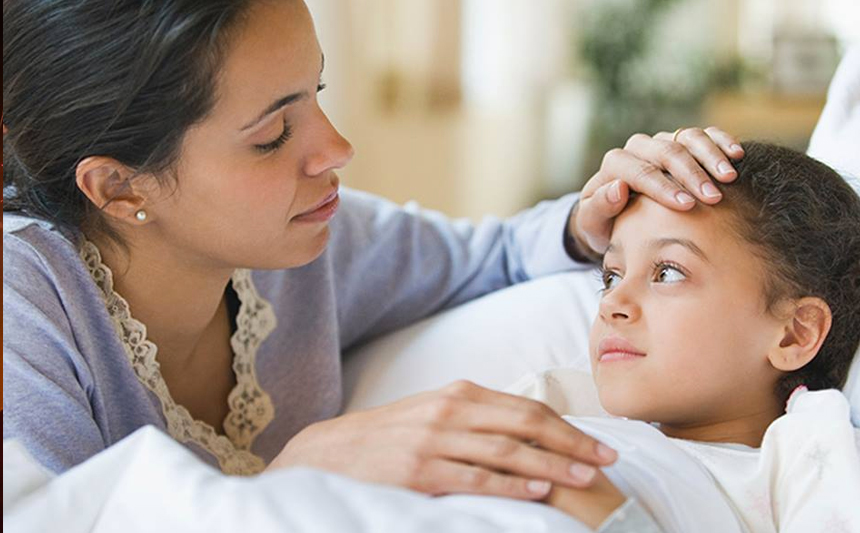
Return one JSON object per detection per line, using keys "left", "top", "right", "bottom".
{"left": 657, "top": 401, "right": 785, "bottom": 448}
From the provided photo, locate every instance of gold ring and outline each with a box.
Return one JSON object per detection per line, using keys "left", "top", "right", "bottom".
{"left": 671, "top": 127, "right": 684, "bottom": 143}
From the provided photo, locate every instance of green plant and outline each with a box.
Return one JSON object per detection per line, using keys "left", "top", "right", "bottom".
{"left": 577, "top": 0, "right": 752, "bottom": 184}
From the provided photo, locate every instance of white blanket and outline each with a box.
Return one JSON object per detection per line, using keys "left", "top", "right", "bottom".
{"left": 3, "top": 427, "right": 583, "bottom": 533}
{"left": 7, "top": 387, "right": 860, "bottom": 532}
{"left": 3, "top": 422, "right": 739, "bottom": 533}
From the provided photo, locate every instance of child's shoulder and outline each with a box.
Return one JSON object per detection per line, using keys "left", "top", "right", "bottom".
{"left": 781, "top": 387, "right": 852, "bottom": 420}
{"left": 762, "top": 389, "right": 860, "bottom": 531}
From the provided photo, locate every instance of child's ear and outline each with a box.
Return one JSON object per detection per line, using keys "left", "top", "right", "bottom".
{"left": 767, "top": 297, "right": 832, "bottom": 372}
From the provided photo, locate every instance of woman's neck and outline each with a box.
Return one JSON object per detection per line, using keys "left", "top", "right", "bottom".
{"left": 90, "top": 233, "right": 234, "bottom": 368}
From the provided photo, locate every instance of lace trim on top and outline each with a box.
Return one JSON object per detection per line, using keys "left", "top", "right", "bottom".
{"left": 80, "top": 239, "right": 277, "bottom": 475}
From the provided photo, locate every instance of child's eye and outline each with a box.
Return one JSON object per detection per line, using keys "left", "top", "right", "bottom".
{"left": 654, "top": 263, "right": 686, "bottom": 283}
{"left": 600, "top": 268, "right": 622, "bottom": 293}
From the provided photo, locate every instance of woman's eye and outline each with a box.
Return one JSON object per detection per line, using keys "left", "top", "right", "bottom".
{"left": 655, "top": 264, "right": 686, "bottom": 283}
{"left": 254, "top": 83, "right": 325, "bottom": 154}
{"left": 254, "top": 120, "right": 293, "bottom": 154}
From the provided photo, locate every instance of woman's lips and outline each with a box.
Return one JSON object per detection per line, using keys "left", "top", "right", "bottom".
{"left": 598, "top": 336, "right": 646, "bottom": 363}
{"left": 293, "top": 190, "right": 340, "bottom": 223}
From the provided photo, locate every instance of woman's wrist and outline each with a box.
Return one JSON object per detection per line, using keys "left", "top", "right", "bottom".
{"left": 565, "top": 200, "right": 603, "bottom": 264}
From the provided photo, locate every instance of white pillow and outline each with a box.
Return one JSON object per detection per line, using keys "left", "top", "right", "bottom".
{"left": 806, "top": 44, "right": 860, "bottom": 424}
{"left": 845, "top": 351, "right": 860, "bottom": 427}
{"left": 807, "top": 45, "right": 860, "bottom": 196}
{"left": 342, "top": 271, "right": 602, "bottom": 411}
{"left": 342, "top": 271, "right": 860, "bottom": 427}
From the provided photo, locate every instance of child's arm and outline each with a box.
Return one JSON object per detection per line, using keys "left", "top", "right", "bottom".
{"left": 546, "top": 469, "right": 664, "bottom": 532}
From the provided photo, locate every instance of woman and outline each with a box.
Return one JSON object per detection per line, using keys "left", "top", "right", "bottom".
{"left": 2, "top": 0, "right": 744, "bottom": 500}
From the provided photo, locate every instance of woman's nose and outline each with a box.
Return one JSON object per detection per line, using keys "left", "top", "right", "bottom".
{"left": 304, "top": 113, "right": 354, "bottom": 177}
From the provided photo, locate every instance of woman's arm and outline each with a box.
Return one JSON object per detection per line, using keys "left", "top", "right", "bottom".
{"left": 330, "top": 187, "right": 589, "bottom": 349}
{"left": 3, "top": 233, "right": 107, "bottom": 473}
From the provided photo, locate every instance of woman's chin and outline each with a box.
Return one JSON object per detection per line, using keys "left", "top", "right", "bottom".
{"left": 245, "top": 227, "right": 332, "bottom": 270}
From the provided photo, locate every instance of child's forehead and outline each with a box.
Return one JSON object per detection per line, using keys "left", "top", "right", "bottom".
{"left": 608, "top": 195, "right": 739, "bottom": 257}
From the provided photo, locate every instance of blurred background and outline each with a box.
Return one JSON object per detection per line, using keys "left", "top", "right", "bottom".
{"left": 307, "top": 0, "right": 860, "bottom": 219}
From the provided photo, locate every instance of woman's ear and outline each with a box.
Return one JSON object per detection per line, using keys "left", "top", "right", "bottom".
{"left": 75, "top": 156, "right": 152, "bottom": 224}
{"left": 767, "top": 297, "right": 832, "bottom": 372}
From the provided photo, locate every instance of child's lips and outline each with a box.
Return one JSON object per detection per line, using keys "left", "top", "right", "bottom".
{"left": 598, "top": 351, "right": 647, "bottom": 363}
{"left": 597, "top": 336, "right": 646, "bottom": 362}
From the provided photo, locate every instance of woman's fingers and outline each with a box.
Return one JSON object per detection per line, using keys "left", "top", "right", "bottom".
{"left": 654, "top": 126, "right": 743, "bottom": 183}
{"left": 430, "top": 431, "right": 600, "bottom": 489}
{"left": 414, "top": 458, "right": 553, "bottom": 499}
{"left": 703, "top": 126, "right": 744, "bottom": 159}
{"left": 269, "top": 380, "right": 617, "bottom": 499}
{"left": 424, "top": 382, "right": 617, "bottom": 469}
{"left": 572, "top": 180, "right": 629, "bottom": 255}
{"left": 625, "top": 130, "right": 724, "bottom": 203}
{"left": 624, "top": 132, "right": 726, "bottom": 204}
{"left": 590, "top": 148, "right": 695, "bottom": 209}
{"left": 571, "top": 125, "right": 746, "bottom": 255}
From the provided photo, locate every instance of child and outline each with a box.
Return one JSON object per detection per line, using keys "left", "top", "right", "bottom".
{"left": 528, "top": 141, "right": 860, "bottom": 531}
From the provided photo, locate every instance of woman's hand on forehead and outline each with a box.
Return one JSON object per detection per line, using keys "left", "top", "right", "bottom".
{"left": 569, "top": 126, "right": 744, "bottom": 258}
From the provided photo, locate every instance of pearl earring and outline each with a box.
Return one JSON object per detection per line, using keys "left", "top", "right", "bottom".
{"left": 135, "top": 210, "right": 147, "bottom": 222}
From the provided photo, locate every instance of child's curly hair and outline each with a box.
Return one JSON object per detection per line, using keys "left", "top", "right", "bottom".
{"left": 720, "top": 141, "right": 860, "bottom": 402}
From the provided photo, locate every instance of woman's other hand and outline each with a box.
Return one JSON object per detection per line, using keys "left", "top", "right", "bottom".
{"left": 569, "top": 126, "right": 745, "bottom": 258}
{"left": 546, "top": 468, "right": 627, "bottom": 530}
{"left": 267, "top": 380, "right": 617, "bottom": 500}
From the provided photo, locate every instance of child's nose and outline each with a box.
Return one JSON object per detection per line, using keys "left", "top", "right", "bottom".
{"left": 598, "top": 289, "right": 640, "bottom": 323}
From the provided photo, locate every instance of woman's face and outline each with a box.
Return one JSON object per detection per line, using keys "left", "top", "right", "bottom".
{"left": 145, "top": 0, "right": 353, "bottom": 271}
{"left": 588, "top": 196, "right": 786, "bottom": 428}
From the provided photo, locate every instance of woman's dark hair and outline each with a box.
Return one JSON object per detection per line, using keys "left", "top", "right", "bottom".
{"left": 3, "top": 0, "right": 255, "bottom": 246}
{"left": 722, "top": 141, "right": 860, "bottom": 402}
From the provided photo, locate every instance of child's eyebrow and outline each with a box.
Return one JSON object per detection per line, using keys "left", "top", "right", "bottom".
{"left": 647, "top": 238, "right": 711, "bottom": 264}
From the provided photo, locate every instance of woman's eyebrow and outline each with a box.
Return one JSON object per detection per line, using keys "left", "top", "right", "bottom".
{"left": 239, "top": 53, "right": 325, "bottom": 132}
{"left": 648, "top": 238, "right": 711, "bottom": 263}
{"left": 240, "top": 91, "right": 308, "bottom": 131}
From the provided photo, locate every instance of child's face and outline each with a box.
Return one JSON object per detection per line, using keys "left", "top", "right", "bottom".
{"left": 589, "top": 196, "right": 786, "bottom": 427}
